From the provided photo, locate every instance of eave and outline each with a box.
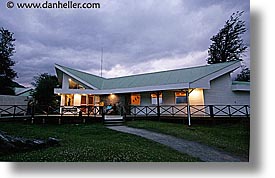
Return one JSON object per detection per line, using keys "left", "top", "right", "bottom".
{"left": 55, "top": 64, "right": 100, "bottom": 90}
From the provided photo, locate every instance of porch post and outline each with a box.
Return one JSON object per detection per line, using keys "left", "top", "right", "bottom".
{"left": 186, "top": 90, "right": 191, "bottom": 126}
{"left": 156, "top": 91, "right": 160, "bottom": 120}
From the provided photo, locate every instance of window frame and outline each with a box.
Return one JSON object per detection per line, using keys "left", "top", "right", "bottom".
{"left": 150, "top": 93, "right": 163, "bottom": 105}
{"left": 131, "top": 94, "right": 141, "bottom": 106}
{"left": 68, "top": 78, "right": 85, "bottom": 89}
{"left": 81, "top": 95, "right": 87, "bottom": 105}
{"left": 175, "top": 91, "right": 188, "bottom": 104}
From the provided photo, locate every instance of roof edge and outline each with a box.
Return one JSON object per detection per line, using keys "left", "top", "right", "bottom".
{"left": 190, "top": 61, "right": 241, "bottom": 84}
{"left": 55, "top": 64, "right": 101, "bottom": 90}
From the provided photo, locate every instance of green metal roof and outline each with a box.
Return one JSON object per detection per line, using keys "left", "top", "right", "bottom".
{"left": 55, "top": 64, "right": 105, "bottom": 89}
{"left": 56, "top": 61, "right": 240, "bottom": 90}
{"left": 232, "top": 81, "right": 250, "bottom": 85}
{"left": 14, "top": 87, "right": 33, "bottom": 96}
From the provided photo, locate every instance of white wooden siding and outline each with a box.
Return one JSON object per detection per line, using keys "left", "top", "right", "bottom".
{"left": 62, "top": 74, "right": 70, "bottom": 89}
{"left": 162, "top": 91, "right": 175, "bottom": 105}
{"left": 189, "top": 89, "right": 204, "bottom": 105}
{"left": 136, "top": 90, "right": 205, "bottom": 106}
{"left": 140, "top": 92, "right": 151, "bottom": 105}
{"left": 204, "top": 74, "right": 250, "bottom": 105}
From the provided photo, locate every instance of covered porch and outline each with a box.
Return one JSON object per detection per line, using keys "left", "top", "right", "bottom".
{"left": 55, "top": 87, "right": 205, "bottom": 126}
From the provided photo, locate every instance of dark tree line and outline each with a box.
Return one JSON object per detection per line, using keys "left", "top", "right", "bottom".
{"left": 32, "top": 73, "right": 59, "bottom": 108}
{"left": 235, "top": 67, "right": 250, "bottom": 82}
{"left": 0, "top": 28, "right": 17, "bottom": 95}
{"left": 0, "top": 27, "right": 59, "bottom": 107}
{"left": 207, "top": 11, "right": 250, "bottom": 82}
{"left": 207, "top": 11, "right": 248, "bottom": 64}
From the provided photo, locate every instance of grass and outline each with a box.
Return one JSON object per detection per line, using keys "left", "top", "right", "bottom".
{"left": 126, "top": 120, "right": 249, "bottom": 158}
{"left": 0, "top": 122, "right": 199, "bottom": 162}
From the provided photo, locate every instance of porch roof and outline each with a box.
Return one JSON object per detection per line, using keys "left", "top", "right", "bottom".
{"left": 232, "top": 81, "right": 250, "bottom": 91}
{"left": 55, "top": 61, "right": 241, "bottom": 92}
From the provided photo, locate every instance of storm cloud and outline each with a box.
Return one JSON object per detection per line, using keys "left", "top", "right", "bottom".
{"left": 0, "top": 0, "right": 250, "bottom": 86}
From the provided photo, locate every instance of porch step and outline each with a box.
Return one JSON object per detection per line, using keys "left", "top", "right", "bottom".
{"left": 104, "top": 115, "right": 124, "bottom": 126}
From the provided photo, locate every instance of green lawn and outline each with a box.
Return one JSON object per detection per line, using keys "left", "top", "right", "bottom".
{"left": 126, "top": 120, "right": 250, "bottom": 158}
{"left": 0, "top": 122, "right": 199, "bottom": 162}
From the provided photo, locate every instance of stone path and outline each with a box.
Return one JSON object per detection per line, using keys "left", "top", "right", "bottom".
{"left": 107, "top": 126, "right": 248, "bottom": 162}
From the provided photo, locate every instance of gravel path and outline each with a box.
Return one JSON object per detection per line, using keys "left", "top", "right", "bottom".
{"left": 107, "top": 126, "right": 248, "bottom": 162}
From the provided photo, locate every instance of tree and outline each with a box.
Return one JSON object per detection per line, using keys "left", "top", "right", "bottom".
{"left": 235, "top": 67, "right": 250, "bottom": 82}
{"left": 0, "top": 27, "right": 17, "bottom": 95}
{"left": 207, "top": 11, "right": 247, "bottom": 64}
{"left": 32, "top": 73, "right": 59, "bottom": 109}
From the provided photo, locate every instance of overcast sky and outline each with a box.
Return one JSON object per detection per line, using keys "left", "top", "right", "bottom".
{"left": 0, "top": 0, "right": 250, "bottom": 87}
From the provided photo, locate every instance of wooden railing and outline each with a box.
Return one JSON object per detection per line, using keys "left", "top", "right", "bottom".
{"left": 130, "top": 105, "right": 250, "bottom": 118}
{"left": 0, "top": 105, "right": 103, "bottom": 118}
{"left": 0, "top": 105, "right": 28, "bottom": 117}
{"left": 36, "top": 105, "right": 103, "bottom": 117}
{"left": 1, "top": 104, "right": 250, "bottom": 119}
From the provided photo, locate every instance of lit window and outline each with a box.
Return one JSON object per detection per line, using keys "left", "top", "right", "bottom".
{"left": 88, "top": 95, "right": 94, "bottom": 105}
{"left": 65, "top": 94, "right": 74, "bottom": 106}
{"left": 175, "top": 92, "right": 187, "bottom": 104}
{"left": 81, "top": 95, "right": 86, "bottom": 105}
{"left": 131, "top": 94, "right": 140, "bottom": 105}
{"left": 69, "top": 78, "right": 85, "bottom": 89}
{"left": 151, "top": 93, "right": 163, "bottom": 105}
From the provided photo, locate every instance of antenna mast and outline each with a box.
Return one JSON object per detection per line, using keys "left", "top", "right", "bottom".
{"left": 100, "top": 47, "right": 103, "bottom": 77}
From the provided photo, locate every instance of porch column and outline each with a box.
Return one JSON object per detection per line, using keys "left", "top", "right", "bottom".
{"left": 156, "top": 91, "right": 160, "bottom": 120}
{"left": 186, "top": 90, "right": 191, "bottom": 126}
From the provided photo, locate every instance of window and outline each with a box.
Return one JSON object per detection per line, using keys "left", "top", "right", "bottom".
{"left": 151, "top": 93, "right": 163, "bottom": 105}
{"left": 175, "top": 91, "right": 187, "bottom": 104}
{"left": 131, "top": 94, "right": 140, "bottom": 105}
{"left": 88, "top": 95, "right": 94, "bottom": 105}
{"left": 94, "top": 96, "right": 100, "bottom": 105}
{"left": 69, "top": 78, "right": 85, "bottom": 89}
{"left": 65, "top": 94, "right": 74, "bottom": 106}
{"left": 81, "top": 95, "right": 86, "bottom": 105}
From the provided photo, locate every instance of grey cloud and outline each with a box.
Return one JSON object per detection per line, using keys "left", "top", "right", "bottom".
{"left": 0, "top": 0, "right": 250, "bottom": 86}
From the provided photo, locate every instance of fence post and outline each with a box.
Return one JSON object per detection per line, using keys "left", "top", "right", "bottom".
{"left": 157, "top": 92, "right": 161, "bottom": 121}
{"left": 31, "top": 103, "right": 35, "bottom": 124}
{"left": 101, "top": 106, "right": 105, "bottom": 123}
{"left": 209, "top": 105, "right": 215, "bottom": 125}
{"left": 47, "top": 106, "right": 49, "bottom": 117}
{"left": 209, "top": 105, "right": 214, "bottom": 117}
{"left": 123, "top": 105, "right": 126, "bottom": 122}
{"left": 13, "top": 105, "right": 16, "bottom": 118}
{"left": 228, "top": 105, "right": 231, "bottom": 117}
{"left": 87, "top": 106, "right": 90, "bottom": 118}
{"left": 157, "top": 105, "right": 160, "bottom": 121}
{"left": 172, "top": 106, "right": 174, "bottom": 116}
{"left": 95, "top": 106, "right": 98, "bottom": 117}
{"left": 245, "top": 105, "right": 249, "bottom": 118}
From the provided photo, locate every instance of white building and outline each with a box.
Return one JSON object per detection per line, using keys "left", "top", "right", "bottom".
{"left": 54, "top": 61, "right": 250, "bottom": 117}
